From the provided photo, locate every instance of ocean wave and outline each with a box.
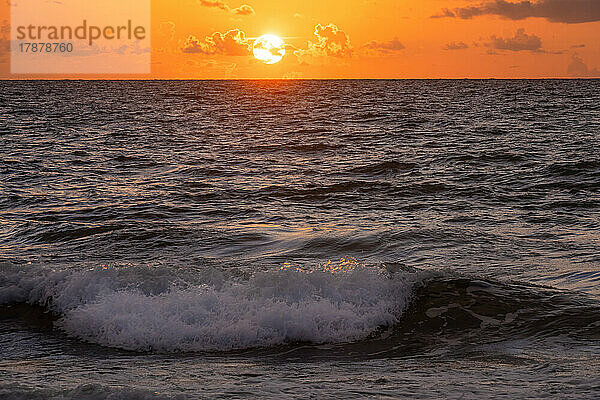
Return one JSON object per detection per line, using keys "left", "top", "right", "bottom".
{"left": 2, "top": 261, "right": 598, "bottom": 355}
{"left": 0, "top": 261, "right": 417, "bottom": 352}
{"left": 402, "top": 277, "right": 600, "bottom": 344}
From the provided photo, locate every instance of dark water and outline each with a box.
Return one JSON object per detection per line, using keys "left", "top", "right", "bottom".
{"left": 1, "top": 80, "right": 599, "bottom": 399}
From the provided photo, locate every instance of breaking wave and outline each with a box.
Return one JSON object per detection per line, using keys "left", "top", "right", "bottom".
{"left": 1, "top": 260, "right": 598, "bottom": 355}
{"left": 0, "top": 261, "right": 417, "bottom": 352}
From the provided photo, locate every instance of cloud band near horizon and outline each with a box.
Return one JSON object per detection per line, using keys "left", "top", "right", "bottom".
{"left": 435, "top": 0, "right": 600, "bottom": 24}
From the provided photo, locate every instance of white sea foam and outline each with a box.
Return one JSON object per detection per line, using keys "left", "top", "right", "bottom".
{"left": 0, "top": 261, "right": 418, "bottom": 352}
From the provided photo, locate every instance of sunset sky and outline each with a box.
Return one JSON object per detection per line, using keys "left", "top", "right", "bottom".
{"left": 1, "top": 0, "right": 599, "bottom": 78}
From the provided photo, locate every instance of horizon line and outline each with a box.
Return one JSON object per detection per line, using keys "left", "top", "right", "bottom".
{"left": 1, "top": 77, "right": 599, "bottom": 81}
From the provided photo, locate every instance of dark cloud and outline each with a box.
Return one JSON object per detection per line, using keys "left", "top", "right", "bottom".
{"left": 363, "top": 37, "right": 405, "bottom": 54}
{"left": 489, "top": 28, "right": 542, "bottom": 51}
{"left": 435, "top": 0, "right": 600, "bottom": 24}
{"left": 183, "top": 29, "right": 251, "bottom": 55}
{"left": 568, "top": 54, "right": 600, "bottom": 77}
{"left": 431, "top": 9, "right": 457, "bottom": 19}
{"left": 444, "top": 41, "right": 469, "bottom": 50}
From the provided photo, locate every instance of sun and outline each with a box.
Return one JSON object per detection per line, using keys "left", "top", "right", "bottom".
{"left": 253, "top": 34, "right": 286, "bottom": 65}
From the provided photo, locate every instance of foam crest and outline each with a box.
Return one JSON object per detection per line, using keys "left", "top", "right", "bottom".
{"left": 0, "top": 261, "right": 417, "bottom": 352}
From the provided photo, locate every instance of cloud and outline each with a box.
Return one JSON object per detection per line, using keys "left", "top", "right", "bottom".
{"left": 291, "top": 23, "right": 353, "bottom": 64}
{"left": 232, "top": 4, "right": 255, "bottom": 16}
{"left": 489, "top": 28, "right": 542, "bottom": 51}
{"left": 444, "top": 41, "right": 469, "bottom": 50}
{"left": 183, "top": 36, "right": 208, "bottom": 54}
{"left": 283, "top": 71, "right": 304, "bottom": 79}
{"left": 199, "top": 0, "right": 255, "bottom": 17}
{"left": 431, "top": 9, "right": 458, "bottom": 19}
{"left": 114, "top": 42, "right": 151, "bottom": 55}
{"left": 159, "top": 21, "right": 176, "bottom": 41}
{"left": 568, "top": 54, "right": 600, "bottom": 77}
{"left": 299, "top": 24, "right": 352, "bottom": 58}
{"left": 363, "top": 37, "right": 405, "bottom": 54}
{"left": 571, "top": 44, "right": 586, "bottom": 48}
{"left": 199, "top": 0, "right": 227, "bottom": 11}
{"left": 183, "top": 29, "right": 251, "bottom": 55}
{"left": 434, "top": 0, "right": 600, "bottom": 24}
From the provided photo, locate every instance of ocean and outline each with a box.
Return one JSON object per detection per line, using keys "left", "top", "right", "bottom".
{"left": 0, "top": 79, "right": 599, "bottom": 399}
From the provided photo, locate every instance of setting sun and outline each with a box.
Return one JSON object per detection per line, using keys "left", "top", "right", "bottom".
{"left": 252, "top": 34, "right": 285, "bottom": 65}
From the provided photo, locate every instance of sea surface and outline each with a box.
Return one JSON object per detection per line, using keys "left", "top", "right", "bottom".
{"left": 0, "top": 79, "right": 599, "bottom": 399}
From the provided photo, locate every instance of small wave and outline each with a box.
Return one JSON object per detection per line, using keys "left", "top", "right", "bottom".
{"left": 445, "top": 151, "right": 527, "bottom": 164}
{"left": 546, "top": 160, "right": 600, "bottom": 176}
{"left": 0, "top": 383, "right": 183, "bottom": 400}
{"left": 287, "top": 143, "right": 338, "bottom": 153}
{"left": 111, "top": 154, "right": 162, "bottom": 169}
{"left": 251, "top": 180, "right": 450, "bottom": 201}
{"left": 173, "top": 166, "right": 234, "bottom": 177}
{"left": 28, "top": 224, "right": 125, "bottom": 244}
{"left": 339, "top": 111, "right": 389, "bottom": 123}
{"left": 239, "top": 143, "right": 338, "bottom": 154}
{"left": 253, "top": 181, "right": 396, "bottom": 201}
{"left": 349, "top": 161, "right": 418, "bottom": 175}
{"left": 287, "top": 127, "right": 331, "bottom": 135}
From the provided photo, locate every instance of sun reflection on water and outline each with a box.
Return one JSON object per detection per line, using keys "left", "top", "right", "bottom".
{"left": 280, "top": 257, "right": 363, "bottom": 273}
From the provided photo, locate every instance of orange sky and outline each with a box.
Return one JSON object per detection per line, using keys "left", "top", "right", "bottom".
{"left": 1, "top": 0, "right": 599, "bottom": 79}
